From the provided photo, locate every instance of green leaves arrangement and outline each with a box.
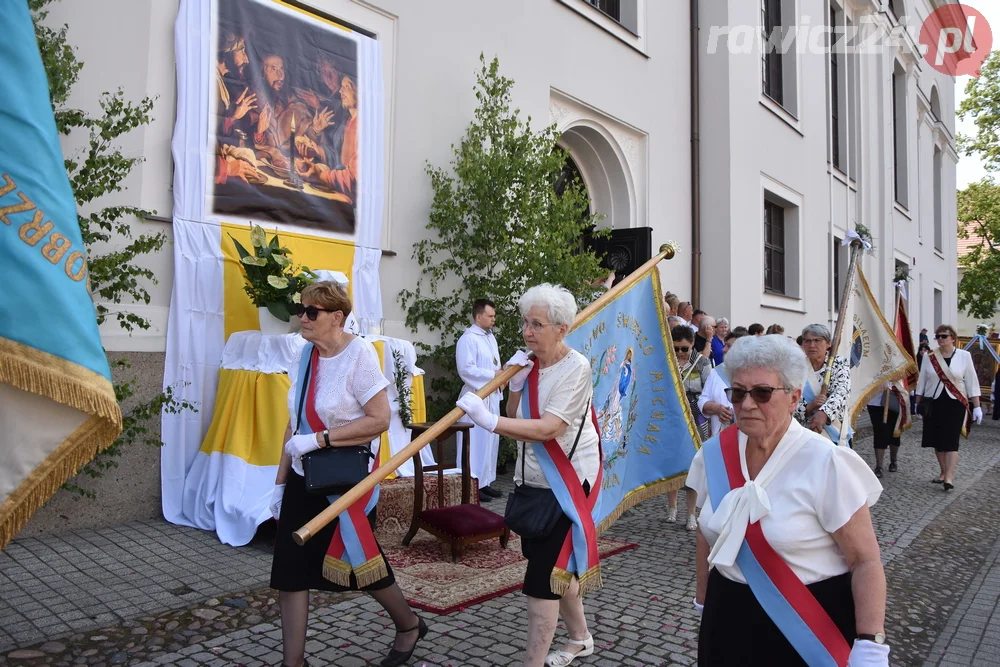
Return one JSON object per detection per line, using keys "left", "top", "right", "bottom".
{"left": 230, "top": 225, "right": 316, "bottom": 322}
{"left": 392, "top": 349, "right": 413, "bottom": 429}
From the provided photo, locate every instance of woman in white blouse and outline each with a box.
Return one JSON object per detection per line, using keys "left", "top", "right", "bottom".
{"left": 457, "top": 284, "right": 601, "bottom": 667}
{"left": 687, "top": 335, "right": 889, "bottom": 666}
{"left": 269, "top": 282, "right": 426, "bottom": 667}
{"left": 915, "top": 324, "right": 983, "bottom": 491}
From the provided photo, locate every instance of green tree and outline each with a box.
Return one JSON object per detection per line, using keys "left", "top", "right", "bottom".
{"left": 31, "top": 0, "right": 194, "bottom": 495}
{"left": 399, "top": 55, "right": 607, "bottom": 462}
{"left": 957, "top": 178, "right": 1000, "bottom": 320}
{"left": 958, "top": 51, "right": 1000, "bottom": 320}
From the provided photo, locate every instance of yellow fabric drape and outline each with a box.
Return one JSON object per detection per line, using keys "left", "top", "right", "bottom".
{"left": 371, "top": 341, "right": 396, "bottom": 479}
{"left": 410, "top": 374, "right": 426, "bottom": 423}
{"left": 199, "top": 369, "right": 290, "bottom": 467}
{"left": 221, "top": 222, "right": 356, "bottom": 341}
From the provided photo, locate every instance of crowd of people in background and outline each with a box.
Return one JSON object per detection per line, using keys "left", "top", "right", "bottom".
{"left": 661, "top": 290, "right": 984, "bottom": 515}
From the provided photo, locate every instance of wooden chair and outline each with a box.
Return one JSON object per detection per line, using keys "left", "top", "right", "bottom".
{"left": 402, "top": 422, "right": 510, "bottom": 562}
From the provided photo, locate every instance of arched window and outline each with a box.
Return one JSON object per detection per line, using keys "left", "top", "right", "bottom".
{"left": 930, "top": 86, "right": 942, "bottom": 121}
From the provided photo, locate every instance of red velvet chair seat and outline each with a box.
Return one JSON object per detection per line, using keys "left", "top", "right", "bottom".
{"left": 418, "top": 505, "right": 506, "bottom": 539}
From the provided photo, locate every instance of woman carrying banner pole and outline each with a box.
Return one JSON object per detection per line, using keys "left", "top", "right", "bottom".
{"left": 915, "top": 324, "right": 983, "bottom": 491}
{"left": 457, "top": 283, "right": 603, "bottom": 667}
{"left": 687, "top": 335, "right": 889, "bottom": 666}
{"left": 268, "top": 282, "right": 427, "bottom": 667}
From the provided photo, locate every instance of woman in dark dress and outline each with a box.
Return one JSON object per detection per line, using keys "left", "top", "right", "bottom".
{"left": 268, "top": 282, "right": 427, "bottom": 667}
{"left": 915, "top": 325, "right": 983, "bottom": 491}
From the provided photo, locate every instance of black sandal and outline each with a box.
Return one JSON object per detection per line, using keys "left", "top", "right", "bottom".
{"left": 931, "top": 478, "right": 944, "bottom": 484}
{"left": 380, "top": 616, "right": 428, "bottom": 667}
{"left": 874, "top": 466, "right": 883, "bottom": 478}
{"left": 944, "top": 482, "right": 954, "bottom": 492}
{"left": 888, "top": 462, "right": 897, "bottom": 473}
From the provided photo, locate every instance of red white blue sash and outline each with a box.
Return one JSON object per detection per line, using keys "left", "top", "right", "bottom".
{"left": 522, "top": 361, "right": 604, "bottom": 595}
{"left": 296, "top": 345, "right": 387, "bottom": 588}
{"left": 702, "top": 426, "right": 851, "bottom": 667}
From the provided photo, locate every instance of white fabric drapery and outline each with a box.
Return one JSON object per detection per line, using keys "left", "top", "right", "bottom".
{"left": 162, "top": 0, "right": 386, "bottom": 534}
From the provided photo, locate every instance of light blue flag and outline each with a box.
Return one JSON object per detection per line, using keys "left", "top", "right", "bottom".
{"left": 566, "top": 265, "right": 699, "bottom": 530}
{"left": 0, "top": 0, "right": 121, "bottom": 549}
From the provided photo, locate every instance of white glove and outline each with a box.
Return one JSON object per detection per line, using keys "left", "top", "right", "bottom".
{"left": 457, "top": 393, "right": 499, "bottom": 432}
{"left": 284, "top": 433, "right": 321, "bottom": 457}
{"left": 505, "top": 350, "right": 534, "bottom": 393}
{"left": 846, "top": 639, "right": 889, "bottom": 667}
{"left": 270, "top": 483, "right": 286, "bottom": 520}
{"left": 692, "top": 598, "right": 704, "bottom": 617}
{"left": 973, "top": 407, "right": 984, "bottom": 425}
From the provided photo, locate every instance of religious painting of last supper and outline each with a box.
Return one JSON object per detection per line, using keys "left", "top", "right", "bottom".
{"left": 211, "top": 0, "right": 358, "bottom": 234}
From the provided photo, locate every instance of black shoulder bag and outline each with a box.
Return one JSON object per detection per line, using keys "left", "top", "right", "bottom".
{"left": 503, "top": 401, "right": 590, "bottom": 539}
{"left": 295, "top": 351, "right": 376, "bottom": 496}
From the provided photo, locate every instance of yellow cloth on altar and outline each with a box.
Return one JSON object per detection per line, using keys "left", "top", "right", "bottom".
{"left": 199, "top": 369, "right": 290, "bottom": 466}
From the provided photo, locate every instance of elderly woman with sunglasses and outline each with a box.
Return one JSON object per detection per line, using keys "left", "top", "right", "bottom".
{"left": 916, "top": 324, "right": 983, "bottom": 491}
{"left": 269, "top": 282, "right": 427, "bottom": 667}
{"left": 456, "top": 284, "right": 601, "bottom": 667}
{"left": 795, "top": 324, "right": 851, "bottom": 442}
{"left": 686, "top": 335, "right": 889, "bottom": 666}
{"left": 668, "top": 325, "right": 709, "bottom": 529}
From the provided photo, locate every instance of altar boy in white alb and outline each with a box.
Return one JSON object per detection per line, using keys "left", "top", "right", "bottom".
{"left": 456, "top": 299, "right": 504, "bottom": 503}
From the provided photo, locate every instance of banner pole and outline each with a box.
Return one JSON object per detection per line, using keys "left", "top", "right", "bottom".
{"left": 823, "top": 241, "right": 862, "bottom": 393}
{"left": 883, "top": 286, "right": 900, "bottom": 424}
{"left": 293, "top": 243, "right": 679, "bottom": 545}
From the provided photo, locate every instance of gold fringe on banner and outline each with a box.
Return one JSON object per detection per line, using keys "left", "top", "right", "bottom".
{"left": 0, "top": 338, "right": 122, "bottom": 550}
{"left": 596, "top": 475, "right": 688, "bottom": 536}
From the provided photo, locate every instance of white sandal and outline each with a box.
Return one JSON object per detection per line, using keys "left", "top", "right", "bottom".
{"left": 686, "top": 514, "right": 698, "bottom": 531}
{"left": 545, "top": 633, "right": 594, "bottom": 666}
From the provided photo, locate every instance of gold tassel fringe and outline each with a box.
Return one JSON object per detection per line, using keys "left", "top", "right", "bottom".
{"left": 0, "top": 415, "right": 120, "bottom": 549}
{"left": 322, "top": 554, "right": 388, "bottom": 588}
{"left": 0, "top": 338, "right": 121, "bottom": 427}
{"left": 549, "top": 564, "right": 604, "bottom": 597}
{"left": 322, "top": 556, "right": 353, "bottom": 587}
{"left": 0, "top": 338, "right": 122, "bottom": 550}
{"left": 550, "top": 568, "right": 573, "bottom": 597}
{"left": 595, "top": 476, "right": 687, "bottom": 536}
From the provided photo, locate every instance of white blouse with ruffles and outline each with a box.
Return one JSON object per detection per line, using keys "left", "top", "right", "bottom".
{"left": 686, "top": 419, "right": 882, "bottom": 585}
{"left": 286, "top": 337, "right": 389, "bottom": 476}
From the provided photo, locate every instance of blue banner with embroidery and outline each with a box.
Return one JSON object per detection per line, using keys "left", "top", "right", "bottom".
{"left": 0, "top": 0, "right": 121, "bottom": 549}
{"left": 565, "top": 266, "right": 700, "bottom": 532}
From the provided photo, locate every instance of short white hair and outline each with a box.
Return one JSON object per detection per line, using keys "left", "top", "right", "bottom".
{"left": 717, "top": 317, "right": 729, "bottom": 326}
{"left": 518, "top": 283, "right": 577, "bottom": 327}
{"left": 667, "top": 315, "right": 686, "bottom": 328}
{"left": 725, "top": 334, "right": 810, "bottom": 391}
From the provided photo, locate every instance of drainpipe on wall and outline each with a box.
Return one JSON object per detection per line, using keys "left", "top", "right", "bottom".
{"left": 690, "top": 0, "right": 701, "bottom": 306}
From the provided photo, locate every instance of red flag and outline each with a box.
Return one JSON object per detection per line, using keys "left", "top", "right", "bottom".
{"left": 894, "top": 294, "right": 917, "bottom": 388}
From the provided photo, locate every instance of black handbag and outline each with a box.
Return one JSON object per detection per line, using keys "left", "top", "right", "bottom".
{"left": 917, "top": 380, "right": 941, "bottom": 419}
{"left": 294, "top": 349, "right": 376, "bottom": 496}
{"left": 504, "top": 401, "right": 589, "bottom": 539}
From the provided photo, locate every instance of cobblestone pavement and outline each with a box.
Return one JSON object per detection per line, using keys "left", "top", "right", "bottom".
{"left": 3, "top": 418, "right": 1000, "bottom": 666}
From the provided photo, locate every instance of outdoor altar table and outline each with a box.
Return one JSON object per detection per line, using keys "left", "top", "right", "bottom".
{"left": 180, "top": 330, "right": 429, "bottom": 546}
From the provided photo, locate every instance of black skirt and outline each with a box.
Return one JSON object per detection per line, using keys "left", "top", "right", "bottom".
{"left": 867, "top": 405, "right": 900, "bottom": 450}
{"left": 270, "top": 471, "right": 395, "bottom": 593}
{"left": 520, "top": 480, "right": 590, "bottom": 600}
{"left": 699, "top": 569, "right": 856, "bottom": 666}
{"left": 921, "top": 393, "right": 968, "bottom": 452}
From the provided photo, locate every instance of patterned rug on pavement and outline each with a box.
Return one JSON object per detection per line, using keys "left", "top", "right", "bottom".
{"left": 383, "top": 531, "right": 638, "bottom": 614}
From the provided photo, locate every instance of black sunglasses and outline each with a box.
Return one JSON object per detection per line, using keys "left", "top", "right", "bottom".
{"left": 725, "top": 385, "right": 790, "bottom": 404}
{"left": 674, "top": 346, "right": 691, "bottom": 353}
{"left": 293, "top": 304, "right": 339, "bottom": 321}
{"left": 934, "top": 333, "right": 951, "bottom": 340}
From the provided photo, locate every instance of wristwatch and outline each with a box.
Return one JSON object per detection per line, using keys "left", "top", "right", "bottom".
{"left": 322, "top": 430, "right": 331, "bottom": 448}
{"left": 858, "top": 632, "right": 886, "bottom": 644}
